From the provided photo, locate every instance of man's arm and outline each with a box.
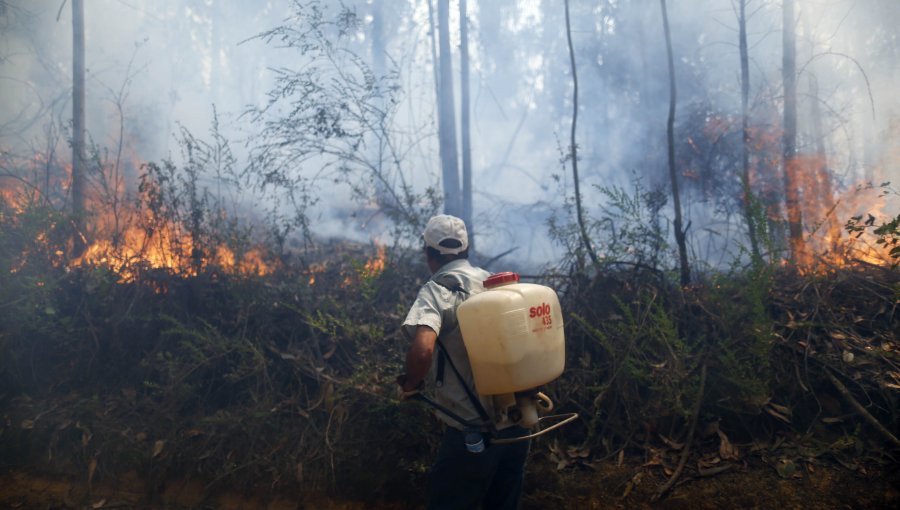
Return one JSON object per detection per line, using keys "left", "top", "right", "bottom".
{"left": 400, "top": 325, "right": 438, "bottom": 392}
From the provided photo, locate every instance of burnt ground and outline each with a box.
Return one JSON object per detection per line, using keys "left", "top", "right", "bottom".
{"left": 523, "top": 456, "right": 898, "bottom": 510}
{"left": 2, "top": 454, "right": 897, "bottom": 509}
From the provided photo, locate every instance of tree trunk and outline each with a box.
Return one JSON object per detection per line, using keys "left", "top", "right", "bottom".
{"left": 563, "top": 0, "right": 598, "bottom": 268}
{"left": 808, "top": 75, "right": 839, "bottom": 250}
{"left": 459, "top": 0, "right": 474, "bottom": 251}
{"left": 660, "top": 0, "right": 690, "bottom": 285}
{"left": 436, "top": 0, "right": 460, "bottom": 217}
{"left": 371, "top": 0, "right": 385, "bottom": 79}
{"left": 739, "top": 0, "right": 761, "bottom": 263}
{"left": 782, "top": 0, "right": 805, "bottom": 263}
{"left": 72, "top": 0, "right": 86, "bottom": 256}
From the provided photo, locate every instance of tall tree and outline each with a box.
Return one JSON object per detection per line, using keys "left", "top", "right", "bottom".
{"left": 660, "top": 0, "right": 690, "bottom": 285}
{"left": 738, "top": 0, "right": 761, "bottom": 263}
{"left": 807, "top": 75, "right": 838, "bottom": 250}
{"left": 563, "top": 0, "right": 598, "bottom": 268}
{"left": 459, "top": 0, "right": 473, "bottom": 248}
{"left": 371, "top": 0, "right": 385, "bottom": 79}
{"left": 782, "top": 0, "right": 805, "bottom": 262}
{"left": 436, "top": 0, "right": 461, "bottom": 217}
{"left": 72, "top": 0, "right": 87, "bottom": 256}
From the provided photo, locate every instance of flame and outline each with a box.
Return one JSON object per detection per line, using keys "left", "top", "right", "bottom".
{"left": 362, "top": 242, "right": 386, "bottom": 278}
{"left": 0, "top": 151, "right": 273, "bottom": 283}
{"left": 306, "top": 242, "right": 386, "bottom": 287}
{"left": 342, "top": 242, "right": 387, "bottom": 287}
{"left": 738, "top": 114, "right": 896, "bottom": 273}
{"left": 789, "top": 154, "right": 895, "bottom": 272}
{"left": 307, "top": 262, "right": 327, "bottom": 286}
{"left": 70, "top": 220, "right": 273, "bottom": 282}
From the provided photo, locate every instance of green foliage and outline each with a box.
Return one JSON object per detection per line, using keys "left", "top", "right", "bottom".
{"left": 547, "top": 172, "right": 672, "bottom": 274}
{"left": 845, "top": 182, "right": 899, "bottom": 268}
{"left": 846, "top": 212, "right": 900, "bottom": 266}
{"left": 557, "top": 245, "right": 780, "bottom": 454}
{"left": 592, "top": 178, "right": 670, "bottom": 271}
{"left": 703, "top": 266, "right": 775, "bottom": 414}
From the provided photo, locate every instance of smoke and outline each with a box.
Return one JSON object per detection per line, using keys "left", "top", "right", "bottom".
{"left": 1, "top": 0, "right": 897, "bottom": 271}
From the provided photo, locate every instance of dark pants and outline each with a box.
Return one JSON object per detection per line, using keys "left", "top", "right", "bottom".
{"left": 427, "top": 426, "right": 530, "bottom": 510}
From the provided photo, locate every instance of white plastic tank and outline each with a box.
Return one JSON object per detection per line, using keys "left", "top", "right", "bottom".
{"left": 457, "top": 272, "right": 565, "bottom": 395}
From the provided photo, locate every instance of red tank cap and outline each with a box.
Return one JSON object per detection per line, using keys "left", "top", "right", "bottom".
{"left": 484, "top": 272, "right": 520, "bottom": 288}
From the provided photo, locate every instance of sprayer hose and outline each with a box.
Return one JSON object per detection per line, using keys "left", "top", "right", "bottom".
{"left": 491, "top": 412, "right": 579, "bottom": 444}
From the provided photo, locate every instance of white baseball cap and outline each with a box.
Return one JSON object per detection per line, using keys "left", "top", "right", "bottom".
{"left": 423, "top": 214, "right": 469, "bottom": 255}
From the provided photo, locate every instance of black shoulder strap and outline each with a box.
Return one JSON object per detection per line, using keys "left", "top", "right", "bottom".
{"left": 434, "top": 336, "right": 492, "bottom": 426}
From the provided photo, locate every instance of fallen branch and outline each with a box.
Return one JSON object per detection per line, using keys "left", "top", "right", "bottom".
{"left": 653, "top": 361, "right": 708, "bottom": 502}
{"left": 824, "top": 368, "right": 900, "bottom": 448}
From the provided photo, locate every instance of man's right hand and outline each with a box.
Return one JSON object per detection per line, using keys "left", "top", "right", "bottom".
{"left": 395, "top": 373, "right": 422, "bottom": 401}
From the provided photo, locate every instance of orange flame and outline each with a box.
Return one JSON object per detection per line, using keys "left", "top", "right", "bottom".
{"left": 789, "top": 154, "right": 894, "bottom": 272}
{"left": 307, "top": 242, "right": 386, "bottom": 287}
{"left": 70, "top": 221, "right": 272, "bottom": 282}
{"left": 362, "top": 242, "right": 386, "bottom": 278}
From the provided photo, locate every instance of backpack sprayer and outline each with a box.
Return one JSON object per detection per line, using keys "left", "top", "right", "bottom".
{"left": 408, "top": 272, "right": 577, "bottom": 449}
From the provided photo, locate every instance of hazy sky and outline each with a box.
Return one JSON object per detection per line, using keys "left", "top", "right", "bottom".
{"left": 1, "top": 0, "right": 898, "bottom": 270}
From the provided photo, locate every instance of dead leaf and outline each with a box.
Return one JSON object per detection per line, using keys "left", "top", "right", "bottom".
{"left": 20, "top": 420, "right": 34, "bottom": 430}
{"left": 567, "top": 447, "right": 590, "bottom": 459}
{"left": 830, "top": 436, "right": 855, "bottom": 451}
{"left": 617, "top": 449, "right": 624, "bottom": 467}
{"left": 717, "top": 429, "right": 740, "bottom": 460}
{"left": 620, "top": 472, "right": 643, "bottom": 498}
{"left": 88, "top": 457, "right": 98, "bottom": 487}
{"left": 621, "top": 480, "right": 634, "bottom": 499}
{"left": 765, "top": 402, "right": 792, "bottom": 424}
{"left": 697, "top": 453, "right": 721, "bottom": 469}
{"left": 550, "top": 452, "right": 572, "bottom": 470}
{"left": 182, "top": 428, "right": 204, "bottom": 439}
{"left": 643, "top": 447, "right": 665, "bottom": 467}
{"left": 152, "top": 439, "right": 165, "bottom": 458}
{"left": 91, "top": 498, "right": 107, "bottom": 509}
{"left": 659, "top": 434, "right": 684, "bottom": 450}
{"left": 323, "top": 342, "right": 337, "bottom": 359}
{"left": 776, "top": 458, "right": 799, "bottom": 479}
{"left": 767, "top": 402, "right": 791, "bottom": 415}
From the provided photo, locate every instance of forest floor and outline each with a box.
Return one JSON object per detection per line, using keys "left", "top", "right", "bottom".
{"left": 2, "top": 455, "right": 897, "bottom": 509}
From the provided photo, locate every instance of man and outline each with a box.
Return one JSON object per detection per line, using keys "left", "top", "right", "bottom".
{"left": 397, "top": 214, "right": 530, "bottom": 510}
